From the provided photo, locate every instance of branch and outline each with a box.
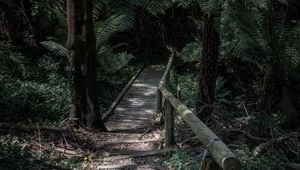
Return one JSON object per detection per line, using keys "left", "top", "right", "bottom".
{"left": 228, "top": 129, "right": 268, "bottom": 141}
{"left": 253, "top": 132, "right": 300, "bottom": 156}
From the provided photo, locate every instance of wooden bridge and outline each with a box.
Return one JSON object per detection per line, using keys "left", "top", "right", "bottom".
{"left": 98, "top": 52, "right": 241, "bottom": 169}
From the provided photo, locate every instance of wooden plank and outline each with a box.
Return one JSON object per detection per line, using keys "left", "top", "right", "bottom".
{"left": 100, "top": 148, "right": 173, "bottom": 161}
{"left": 98, "top": 139, "right": 160, "bottom": 145}
{"left": 102, "top": 66, "right": 145, "bottom": 120}
{"left": 118, "top": 102, "right": 156, "bottom": 106}
{"left": 97, "top": 164, "right": 164, "bottom": 170}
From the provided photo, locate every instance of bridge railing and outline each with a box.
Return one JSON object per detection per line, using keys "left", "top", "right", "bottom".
{"left": 156, "top": 49, "right": 241, "bottom": 170}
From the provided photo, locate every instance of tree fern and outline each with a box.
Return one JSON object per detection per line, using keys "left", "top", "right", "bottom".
{"left": 95, "top": 14, "right": 135, "bottom": 46}
{"left": 228, "top": 0, "right": 300, "bottom": 75}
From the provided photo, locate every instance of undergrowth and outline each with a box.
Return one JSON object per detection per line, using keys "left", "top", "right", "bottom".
{"left": 0, "top": 134, "right": 82, "bottom": 169}
{"left": 167, "top": 70, "right": 290, "bottom": 170}
{"left": 0, "top": 52, "right": 141, "bottom": 124}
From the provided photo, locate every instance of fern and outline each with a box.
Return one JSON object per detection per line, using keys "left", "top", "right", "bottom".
{"left": 41, "top": 41, "right": 68, "bottom": 58}
{"left": 228, "top": 0, "right": 300, "bottom": 76}
{"left": 179, "top": 40, "right": 202, "bottom": 62}
{"left": 98, "top": 47, "right": 135, "bottom": 73}
{"left": 95, "top": 14, "right": 135, "bottom": 46}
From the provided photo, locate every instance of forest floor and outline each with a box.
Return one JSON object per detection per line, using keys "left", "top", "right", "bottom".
{"left": 0, "top": 65, "right": 171, "bottom": 170}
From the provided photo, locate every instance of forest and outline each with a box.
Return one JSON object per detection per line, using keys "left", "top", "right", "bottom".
{"left": 0, "top": 0, "right": 300, "bottom": 169}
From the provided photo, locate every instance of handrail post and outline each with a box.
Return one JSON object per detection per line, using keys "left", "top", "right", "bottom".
{"left": 156, "top": 89, "right": 162, "bottom": 115}
{"left": 176, "top": 86, "right": 181, "bottom": 100}
{"left": 155, "top": 89, "right": 163, "bottom": 124}
{"left": 164, "top": 100, "right": 175, "bottom": 146}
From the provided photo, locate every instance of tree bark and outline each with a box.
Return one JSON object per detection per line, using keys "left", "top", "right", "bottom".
{"left": 67, "top": 0, "right": 106, "bottom": 130}
{"left": 261, "top": 0, "right": 285, "bottom": 114}
{"left": 196, "top": 12, "right": 220, "bottom": 121}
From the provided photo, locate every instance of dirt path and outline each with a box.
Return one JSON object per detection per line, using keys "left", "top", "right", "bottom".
{"left": 95, "top": 65, "right": 167, "bottom": 169}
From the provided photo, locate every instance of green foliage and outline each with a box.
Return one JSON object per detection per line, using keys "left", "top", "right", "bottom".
{"left": 179, "top": 39, "right": 202, "bottom": 62}
{"left": 99, "top": 48, "right": 135, "bottom": 73}
{"left": 233, "top": 144, "right": 285, "bottom": 170}
{"left": 175, "top": 72, "right": 198, "bottom": 107}
{"left": 95, "top": 14, "right": 135, "bottom": 46}
{"left": 171, "top": 72, "right": 232, "bottom": 108}
{"left": 228, "top": 0, "right": 300, "bottom": 75}
{"left": 0, "top": 134, "right": 81, "bottom": 169}
{"left": 40, "top": 41, "right": 68, "bottom": 58}
{"left": 165, "top": 150, "right": 199, "bottom": 170}
{"left": 0, "top": 135, "right": 34, "bottom": 169}
{"left": 215, "top": 76, "right": 232, "bottom": 106}
{"left": 0, "top": 73, "right": 68, "bottom": 123}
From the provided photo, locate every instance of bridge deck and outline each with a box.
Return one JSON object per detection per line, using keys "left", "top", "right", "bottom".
{"left": 98, "top": 65, "right": 166, "bottom": 169}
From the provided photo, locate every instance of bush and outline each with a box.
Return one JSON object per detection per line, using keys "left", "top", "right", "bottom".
{"left": 0, "top": 74, "right": 69, "bottom": 123}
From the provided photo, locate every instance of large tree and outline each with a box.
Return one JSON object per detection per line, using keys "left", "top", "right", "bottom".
{"left": 67, "top": 0, "right": 106, "bottom": 130}
{"left": 196, "top": 3, "right": 221, "bottom": 121}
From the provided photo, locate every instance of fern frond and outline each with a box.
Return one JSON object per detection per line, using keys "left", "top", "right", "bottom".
{"left": 41, "top": 41, "right": 67, "bottom": 58}
{"left": 95, "top": 14, "right": 135, "bottom": 46}
{"left": 98, "top": 47, "right": 135, "bottom": 73}
{"left": 180, "top": 40, "right": 202, "bottom": 62}
{"left": 93, "top": 0, "right": 106, "bottom": 19}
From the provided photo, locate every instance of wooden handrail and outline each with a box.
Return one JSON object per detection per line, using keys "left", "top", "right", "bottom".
{"left": 157, "top": 50, "right": 241, "bottom": 170}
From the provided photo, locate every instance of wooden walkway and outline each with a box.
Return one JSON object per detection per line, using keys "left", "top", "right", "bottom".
{"left": 97, "top": 65, "right": 167, "bottom": 169}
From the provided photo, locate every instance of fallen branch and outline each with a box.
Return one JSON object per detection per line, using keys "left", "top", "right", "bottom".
{"left": 138, "top": 125, "right": 157, "bottom": 140}
{"left": 286, "top": 162, "right": 300, "bottom": 170}
{"left": 228, "top": 129, "right": 268, "bottom": 141}
{"left": 253, "top": 132, "right": 300, "bottom": 156}
{"left": 30, "top": 142, "right": 81, "bottom": 157}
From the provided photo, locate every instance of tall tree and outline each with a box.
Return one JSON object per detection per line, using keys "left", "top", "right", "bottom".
{"left": 196, "top": 2, "right": 221, "bottom": 121}
{"left": 0, "top": 0, "right": 36, "bottom": 46}
{"left": 67, "top": 0, "right": 106, "bottom": 130}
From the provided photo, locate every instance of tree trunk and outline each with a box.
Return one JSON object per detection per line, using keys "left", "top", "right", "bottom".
{"left": 67, "top": 0, "right": 106, "bottom": 130}
{"left": 196, "top": 12, "right": 220, "bottom": 121}
{"left": 261, "top": 0, "right": 285, "bottom": 114}
{"left": 1, "top": 0, "right": 36, "bottom": 46}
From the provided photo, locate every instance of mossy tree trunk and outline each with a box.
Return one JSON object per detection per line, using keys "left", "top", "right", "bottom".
{"left": 196, "top": 10, "right": 220, "bottom": 121}
{"left": 67, "top": 0, "right": 106, "bottom": 130}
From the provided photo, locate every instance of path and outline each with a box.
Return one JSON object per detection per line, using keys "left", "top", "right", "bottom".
{"left": 97, "top": 65, "right": 167, "bottom": 169}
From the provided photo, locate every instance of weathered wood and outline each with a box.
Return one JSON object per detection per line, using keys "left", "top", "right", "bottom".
{"left": 286, "top": 162, "right": 300, "bottom": 170}
{"left": 253, "top": 132, "right": 300, "bottom": 156}
{"left": 101, "top": 148, "right": 173, "bottom": 161}
{"left": 157, "top": 89, "right": 162, "bottom": 115}
{"left": 102, "top": 66, "right": 145, "bottom": 120}
{"left": 96, "top": 164, "right": 164, "bottom": 169}
{"left": 159, "top": 87, "right": 241, "bottom": 170}
{"left": 155, "top": 89, "right": 163, "bottom": 124}
{"left": 164, "top": 101, "right": 175, "bottom": 146}
{"left": 202, "top": 159, "right": 222, "bottom": 170}
{"left": 99, "top": 139, "right": 160, "bottom": 145}
{"left": 159, "top": 52, "right": 174, "bottom": 88}
{"left": 155, "top": 52, "right": 174, "bottom": 125}
{"left": 177, "top": 86, "right": 181, "bottom": 100}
